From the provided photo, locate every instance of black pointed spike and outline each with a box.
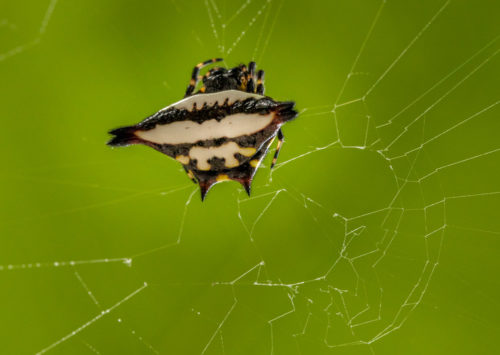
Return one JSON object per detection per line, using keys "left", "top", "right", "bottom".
{"left": 200, "top": 187, "right": 208, "bottom": 201}
{"left": 237, "top": 179, "right": 252, "bottom": 197}
{"left": 244, "top": 182, "right": 251, "bottom": 196}
{"left": 276, "top": 101, "right": 295, "bottom": 111}
{"left": 199, "top": 180, "right": 215, "bottom": 201}
{"left": 200, "top": 184, "right": 209, "bottom": 201}
{"left": 274, "top": 101, "right": 298, "bottom": 123}
{"left": 107, "top": 126, "right": 138, "bottom": 147}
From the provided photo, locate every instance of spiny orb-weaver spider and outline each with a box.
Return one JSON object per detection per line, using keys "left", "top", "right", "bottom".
{"left": 108, "top": 58, "right": 298, "bottom": 200}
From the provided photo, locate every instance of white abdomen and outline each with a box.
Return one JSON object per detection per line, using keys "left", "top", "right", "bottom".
{"left": 135, "top": 112, "right": 273, "bottom": 145}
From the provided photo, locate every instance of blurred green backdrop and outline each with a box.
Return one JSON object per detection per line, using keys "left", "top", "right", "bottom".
{"left": 1, "top": 0, "right": 499, "bottom": 354}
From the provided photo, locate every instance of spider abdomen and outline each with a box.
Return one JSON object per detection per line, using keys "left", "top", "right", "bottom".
{"left": 109, "top": 91, "right": 295, "bottom": 170}
{"left": 108, "top": 60, "right": 298, "bottom": 200}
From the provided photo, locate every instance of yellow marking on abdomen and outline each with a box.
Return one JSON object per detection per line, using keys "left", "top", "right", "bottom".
{"left": 239, "top": 147, "right": 256, "bottom": 157}
{"left": 216, "top": 174, "right": 230, "bottom": 182}
{"left": 175, "top": 155, "right": 190, "bottom": 165}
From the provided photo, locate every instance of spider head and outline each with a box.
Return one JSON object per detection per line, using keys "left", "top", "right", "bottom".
{"left": 203, "top": 68, "right": 242, "bottom": 93}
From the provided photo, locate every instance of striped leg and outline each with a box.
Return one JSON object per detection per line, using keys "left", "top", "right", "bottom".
{"left": 237, "top": 63, "right": 248, "bottom": 91}
{"left": 246, "top": 61, "right": 256, "bottom": 93}
{"left": 256, "top": 69, "right": 265, "bottom": 95}
{"left": 184, "top": 58, "right": 223, "bottom": 97}
{"left": 271, "top": 128, "right": 284, "bottom": 169}
{"left": 183, "top": 166, "right": 197, "bottom": 184}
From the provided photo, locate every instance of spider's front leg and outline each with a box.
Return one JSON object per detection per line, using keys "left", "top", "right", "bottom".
{"left": 271, "top": 128, "right": 284, "bottom": 169}
{"left": 246, "top": 61, "right": 256, "bottom": 93}
{"left": 256, "top": 69, "right": 265, "bottom": 95}
{"left": 183, "top": 166, "right": 197, "bottom": 184}
{"left": 184, "top": 58, "right": 223, "bottom": 97}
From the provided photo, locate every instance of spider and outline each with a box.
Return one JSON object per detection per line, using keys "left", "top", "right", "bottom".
{"left": 108, "top": 58, "right": 298, "bottom": 200}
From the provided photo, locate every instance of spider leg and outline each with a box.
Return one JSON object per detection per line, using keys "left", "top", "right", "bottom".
{"left": 270, "top": 128, "right": 284, "bottom": 169}
{"left": 184, "top": 58, "right": 223, "bottom": 97}
{"left": 256, "top": 69, "right": 265, "bottom": 95}
{"left": 237, "top": 64, "right": 248, "bottom": 90}
{"left": 198, "top": 75, "right": 207, "bottom": 93}
{"left": 246, "top": 61, "right": 256, "bottom": 93}
{"left": 183, "top": 166, "right": 198, "bottom": 184}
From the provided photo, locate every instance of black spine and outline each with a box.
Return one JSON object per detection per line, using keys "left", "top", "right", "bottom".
{"left": 107, "top": 126, "right": 138, "bottom": 147}
{"left": 275, "top": 101, "right": 298, "bottom": 122}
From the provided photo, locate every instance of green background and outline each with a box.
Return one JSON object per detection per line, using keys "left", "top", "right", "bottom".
{"left": 1, "top": 0, "right": 499, "bottom": 354}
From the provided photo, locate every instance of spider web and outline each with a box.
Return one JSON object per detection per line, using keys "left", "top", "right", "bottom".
{"left": 1, "top": 0, "right": 499, "bottom": 354}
